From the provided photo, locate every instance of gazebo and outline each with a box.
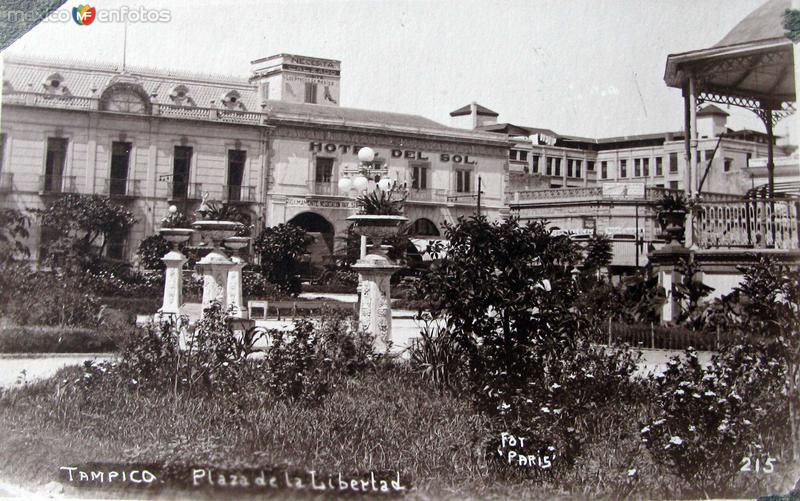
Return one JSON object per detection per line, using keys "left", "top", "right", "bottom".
{"left": 653, "top": 0, "right": 800, "bottom": 323}
{"left": 663, "top": 0, "right": 798, "bottom": 249}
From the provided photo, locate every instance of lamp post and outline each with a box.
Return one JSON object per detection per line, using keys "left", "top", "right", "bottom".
{"left": 340, "top": 147, "right": 406, "bottom": 353}
{"left": 338, "top": 147, "right": 396, "bottom": 259}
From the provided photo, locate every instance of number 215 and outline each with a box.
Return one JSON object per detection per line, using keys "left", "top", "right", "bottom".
{"left": 740, "top": 456, "right": 777, "bottom": 474}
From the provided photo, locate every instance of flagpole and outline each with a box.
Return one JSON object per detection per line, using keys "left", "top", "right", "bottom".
{"left": 122, "top": 18, "right": 128, "bottom": 71}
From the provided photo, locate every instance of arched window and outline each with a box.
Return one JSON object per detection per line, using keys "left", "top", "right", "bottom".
{"left": 410, "top": 218, "right": 440, "bottom": 237}
{"left": 99, "top": 81, "right": 152, "bottom": 114}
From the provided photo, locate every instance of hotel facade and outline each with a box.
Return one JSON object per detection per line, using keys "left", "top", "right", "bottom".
{"left": 0, "top": 54, "right": 508, "bottom": 266}
{"left": 446, "top": 103, "right": 795, "bottom": 268}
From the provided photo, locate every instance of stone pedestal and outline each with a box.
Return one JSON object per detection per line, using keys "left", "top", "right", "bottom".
{"left": 648, "top": 243, "right": 691, "bottom": 324}
{"left": 196, "top": 249, "right": 235, "bottom": 315}
{"left": 352, "top": 254, "right": 401, "bottom": 352}
{"left": 226, "top": 257, "right": 247, "bottom": 319}
{"left": 159, "top": 250, "right": 188, "bottom": 315}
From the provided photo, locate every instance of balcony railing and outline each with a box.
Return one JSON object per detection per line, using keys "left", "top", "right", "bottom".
{"left": 39, "top": 175, "right": 77, "bottom": 194}
{"left": 167, "top": 181, "right": 204, "bottom": 200}
{"left": 0, "top": 173, "right": 12, "bottom": 192}
{"left": 308, "top": 181, "right": 338, "bottom": 196}
{"left": 696, "top": 198, "right": 800, "bottom": 250}
{"left": 406, "top": 188, "right": 447, "bottom": 202}
{"left": 223, "top": 184, "right": 256, "bottom": 202}
{"left": 98, "top": 177, "right": 143, "bottom": 197}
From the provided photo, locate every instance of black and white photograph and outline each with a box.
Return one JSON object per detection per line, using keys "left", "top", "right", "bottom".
{"left": 0, "top": 0, "right": 798, "bottom": 499}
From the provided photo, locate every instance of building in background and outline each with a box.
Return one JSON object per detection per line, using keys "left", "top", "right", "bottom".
{"left": 446, "top": 101, "right": 795, "bottom": 270}
{"left": 0, "top": 54, "right": 508, "bottom": 268}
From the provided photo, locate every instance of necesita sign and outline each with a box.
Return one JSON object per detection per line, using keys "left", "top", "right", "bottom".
{"left": 309, "top": 142, "right": 477, "bottom": 164}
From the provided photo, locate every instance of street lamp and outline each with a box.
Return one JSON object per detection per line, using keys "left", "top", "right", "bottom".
{"left": 338, "top": 146, "right": 396, "bottom": 194}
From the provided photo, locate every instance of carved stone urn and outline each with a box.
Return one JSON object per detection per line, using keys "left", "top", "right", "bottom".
{"left": 346, "top": 214, "right": 407, "bottom": 353}
{"left": 657, "top": 209, "right": 687, "bottom": 246}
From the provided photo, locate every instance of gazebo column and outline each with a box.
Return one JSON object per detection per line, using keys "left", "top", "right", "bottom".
{"left": 764, "top": 107, "right": 776, "bottom": 199}
{"left": 682, "top": 76, "right": 699, "bottom": 248}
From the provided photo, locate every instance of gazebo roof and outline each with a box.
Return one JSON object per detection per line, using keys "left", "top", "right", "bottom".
{"left": 664, "top": 0, "right": 794, "bottom": 108}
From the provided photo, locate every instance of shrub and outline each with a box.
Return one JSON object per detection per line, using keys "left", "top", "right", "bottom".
{"left": 36, "top": 194, "right": 136, "bottom": 268}
{"left": 643, "top": 258, "right": 799, "bottom": 497}
{"left": 242, "top": 270, "right": 282, "bottom": 298}
{"left": 643, "top": 347, "right": 786, "bottom": 498}
{"left": 0, "top": 326, "right": 121, "bottom": 353}
{"left": 136, "top": 235, "right": 172, "bottom": 270}
{"left": 2, "top": 267, "right": 101, "bottom": 327}
{"left": 253, "top": 224, "right": 311, "bottom": 296}
{"left": 117, "top": 303, "right": 268, "bottom": 395}
{"left": 413, "top": 215, "right": 642, "bottom": 473}
{"left": 0, "top": 207, "right": 30, "bottom": 264}
{"left": 407, "top": 312, "right": 467, "bottom": 392}
{"left": 114, "top": 303, "right": 375, "bottom": 402}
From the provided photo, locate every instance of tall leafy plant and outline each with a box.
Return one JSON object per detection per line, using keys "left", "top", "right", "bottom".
{"left": 253, "top": 223, "right": 311, "bottom": 296}
{"left": 414, "top": 216, "right": 641, "bottom": 471}
{"left": 37, "top": 194, "right": 136, "bottom": 267}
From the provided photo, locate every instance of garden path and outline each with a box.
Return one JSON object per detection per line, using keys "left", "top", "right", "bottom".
{"left": 0, "top": 353, "right": 114, "bottom": 389}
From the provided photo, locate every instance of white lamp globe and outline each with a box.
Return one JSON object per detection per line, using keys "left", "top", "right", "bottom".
{"left": 338, "top": 177, "right": 352, "bottom": 191}
{"left": 357, "top": 146, "right": 376, "bottom": 163}
{"left": 168, "top": 205, "right": 178, "bottom": 214}
{"left": 377, "top": 177, "right": 393, "bottom": 191}
{"left": 353, "top": 176, "right": 368, "bottom": 191}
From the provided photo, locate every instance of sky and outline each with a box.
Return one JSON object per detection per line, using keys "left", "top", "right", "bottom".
{"left": 3, "top": 0, "right": 793, "bottom": 141}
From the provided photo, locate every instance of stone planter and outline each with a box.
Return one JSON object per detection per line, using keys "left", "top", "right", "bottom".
{"left": 346, "top": 214, "right": 408, "bottom": 239}
{"left": 192, "top": 220, "right": 241, "bottom": 247}
{"left": 158, "top": 227, "right": 194, "bottom": 244}
{"left": 223, "top": 236, "right": 250, "bottom": 252}
{"left": 658, "top": 209, "right": 687, "bottom": 245}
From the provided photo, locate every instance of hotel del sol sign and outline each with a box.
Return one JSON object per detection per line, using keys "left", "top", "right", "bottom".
{"left": 309, "top": 142, "right": 478, "bottom": 164}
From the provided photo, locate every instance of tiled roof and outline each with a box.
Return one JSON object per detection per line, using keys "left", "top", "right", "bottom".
{"left": 2, "top": 55, "right": 505, "bottom": 143}
{"left": 697, "top": 104, "right": 730, "bottom": 117}
{"left": 3, "top": 55, "right": 257, "bottom": 109}
{"left": 714, "top": 0, "right": 789, "bottom": 48}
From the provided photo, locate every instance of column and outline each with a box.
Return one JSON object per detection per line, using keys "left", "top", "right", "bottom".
{"left": 159, "top": 249, "right": 187, "bottom": 316}
{"left": 226, "top": 256, "right": 247, "bottom": 318}
{"left": 353, "top": 261, "right": 395, "bottom": 352}
{"left": 196, "top": 249, "right": 235, "bottom": 315}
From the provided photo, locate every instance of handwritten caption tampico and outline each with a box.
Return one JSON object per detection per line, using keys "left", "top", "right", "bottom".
{"left": 58, "top": 463, "right": 411, "bottom": 496}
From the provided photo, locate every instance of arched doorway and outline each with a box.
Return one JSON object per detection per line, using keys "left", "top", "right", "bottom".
{"left": 409, "top": 218, "right": 441, "bottom": 237}
{"left": 407, "top": 218, "right": 442, "bottom": 266}
{"left": 287, "top": 212, "right": 334, "bottom": 271}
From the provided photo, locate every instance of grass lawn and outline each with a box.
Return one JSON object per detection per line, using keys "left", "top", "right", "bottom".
{"left": 0, "top": 362, "right": 654, "bottom": 500}
{"left": 0, "top": 361, "right": 795, "bottom": 500}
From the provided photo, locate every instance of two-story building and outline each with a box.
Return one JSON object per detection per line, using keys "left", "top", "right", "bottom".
{"left": 0, "top": 54, "right": 508, "bottom": 267}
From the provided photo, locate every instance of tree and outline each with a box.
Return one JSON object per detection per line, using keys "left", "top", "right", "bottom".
{"left": 0, "top": 207, "right": 30, "bottom": 264}
{"left": 414, "top": 216, "right": 640, "bottom": 471}
{"left": 253, "top": 223, "right": 311, "bottom": 296}
{"left": 136, "top": 235, "right": 173, "bottom": 270}
{"left": 37, "top": 194, "right": 136, "bottom": 267}
{"left": 582, "top": 233, "right": 613, "bottom": 273}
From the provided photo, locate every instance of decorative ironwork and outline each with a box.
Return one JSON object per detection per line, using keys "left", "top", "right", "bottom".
{"left": 695, "top": 198, "right": 800, "bottom": 250}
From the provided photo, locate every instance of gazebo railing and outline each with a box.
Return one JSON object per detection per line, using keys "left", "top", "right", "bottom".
{"left": 695, "top": 197, "right": 800, "bottom": 250}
